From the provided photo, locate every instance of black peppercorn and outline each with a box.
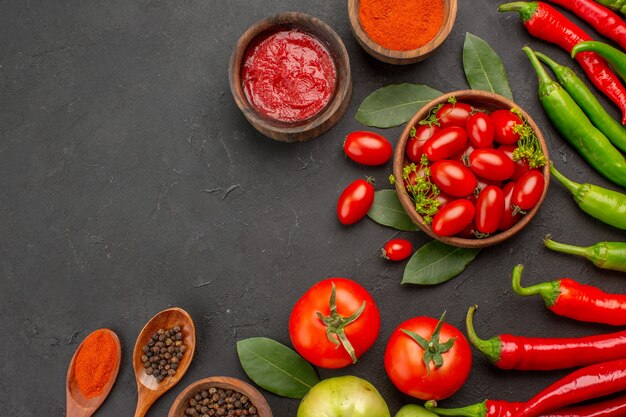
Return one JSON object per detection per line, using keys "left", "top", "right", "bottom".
{"left": 140, "top": 325, "right": 186, "bottom": 383}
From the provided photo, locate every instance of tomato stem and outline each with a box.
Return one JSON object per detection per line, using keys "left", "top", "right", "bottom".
{"left": 316, "top": 282, "right": 365, "bottom": 364}
{"left": 401, "top": 311, "right": 456, "bottom": 374}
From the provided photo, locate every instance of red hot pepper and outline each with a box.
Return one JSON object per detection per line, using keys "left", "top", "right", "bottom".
{"left": 426, "top": 394, "right": 626, "bottom": 417}
{"left": 467, "top": 305, "right": 626, "bottom": 370}
{"left": 499, "top": 1, "right": 626, "bottom": 123}
{"left": 546, "top": 0, "right": 626, "bottom": 50}
{"left": 512, "top": 264, "right": 626, "bottom": 325}
{"left": 511, "top": 358, "right": 626, "bottom": 417}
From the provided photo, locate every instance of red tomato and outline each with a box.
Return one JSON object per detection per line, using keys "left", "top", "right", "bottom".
{"left": 468, "top": 149, "right": 515, "bottom": 181}
{"left": 406, "top": 125, "right": 439, "bottom": 163}
{"left": 491, "top": 110, "right": 522, "bottom": 145}
{"left": 436, "top": 102, "right": 473, "bottom": 128}
{"left": 337, "top": 179, "right": 375, "bottom": 225}
{"left": 384, "top": 314, "right": 472, "bottom": 400}
{"left": 512, "top": 170, "right": 545, "bottom": 211}
{"left": 476, "top": 177, "right": 502, "bottom": 193}
{"left": 466, "top": 112, "right": 494, "bottom": 148}
{"left": 289, "top": 278, "right": 381, "bottom": 369}
{"left": 475, "top": 186, "right": 505, "bottom": 234}
{"left": 382, "top": 239, "right": 413, "bottom": 261}
{"left": 453, "top": 143, "right": 476, "bottom": 164}
{"left": 436, "top": 191, "right": 454, "bottom": 208}
{"left": 456, "top": 221, "right": 476, "bottom": 239}
{"left": 423, "top": 127, "right": 468, "bottom": 161}
{"left": 431, "top": 160, "right": 478, "bottom": 197}
{"left": 498, "top": 181, "right": 521, "bottom": 231}
{"left": 344, "top": 131, "right": 392, "bottom": 166}
{"left": 431, "top": 199, "right": 475, "bottom": 237}
{"left": 499, "top": 145, "right": 531, "bottom": 181}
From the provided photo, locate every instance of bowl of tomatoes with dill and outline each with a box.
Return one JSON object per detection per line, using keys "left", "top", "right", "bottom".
{"left": 392, "top": 90, "right": 550, "bottom": 248}
{"left": 347, "top": 0, "right": 458, "bottom": 64}
{"left": 229, "top": 12, "right": 352, "bottom": 142}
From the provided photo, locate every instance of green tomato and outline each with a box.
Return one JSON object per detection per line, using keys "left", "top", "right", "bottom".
{"left": 297, "top": 375, "right": 391, "bottom": 417}
{"left": 395, "top": 404, "right": 439, "bottom": 417}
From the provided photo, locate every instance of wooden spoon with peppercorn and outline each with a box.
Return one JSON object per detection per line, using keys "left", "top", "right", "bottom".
{"left": 133, "top": 307, "right": 196, "bottom": 417}
{"left": 66, "top": 329, "right": 122, "bottom": 417}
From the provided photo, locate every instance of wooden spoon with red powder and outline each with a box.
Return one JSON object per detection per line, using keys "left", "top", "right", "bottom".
{"left": 66, "top": 328, "right": 122, "bottom": 417}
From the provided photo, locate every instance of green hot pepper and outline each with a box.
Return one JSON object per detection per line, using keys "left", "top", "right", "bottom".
{"left": 592, "top": 0, "right": 626, "bottom": 15}
{"left": 535, "top": 51, "right": 626, "bottom": 153}
{"left": 551, "top": 164, "right": 626, "bottom": 230}
{"left": 545, "top": 235, "right": 626, "bottom": 272}
{"left": 573, "top": 41, "right": 626, "bottom": 82}
{"left": 523, "top": 46, "right": 626, "bottom": 188}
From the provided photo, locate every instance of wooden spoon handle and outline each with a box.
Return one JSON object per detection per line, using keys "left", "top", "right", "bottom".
{"left": 66, "top": 398, "right": 94, "bottom": 417}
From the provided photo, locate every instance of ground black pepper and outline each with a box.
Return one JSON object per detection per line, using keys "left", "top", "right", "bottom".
{"left": 184, "top": 387, "right": 258, "bottom": 417}
{"left": 140, "top": 325, "right": 186, "bottom": 383}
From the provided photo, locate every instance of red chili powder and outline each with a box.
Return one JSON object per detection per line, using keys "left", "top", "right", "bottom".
{"left": 241, "top": 30, "right": 337, "bottom": 123}
{"left": 74, "top": 329, "right": 118, "bottom": 398}
{"left": 359, "top": 0, "right": 445, "bottom": 51}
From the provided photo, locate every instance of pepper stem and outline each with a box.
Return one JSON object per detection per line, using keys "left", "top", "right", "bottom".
{"left": 511, "top": 264, "right": 560, "bottom": 307}
{"left": 498, "top": 2, "right": 539, "bottom": 22}
{"left": 425, "top": 400, "right": 487, "bottom": 417}
{"left": 466, "top": 305, "right": 501, "bottom": 365}
{"left": 522, "top": 46, "right": 553, "bottom": 86}
{"left": 535, "top": 51, "right": 568, "bottom": 79}
{"left": 316, "top": 282, "right": 365, "bottom": 364}
{"left": 549, "top": 163, "right": 581, "bottom": 195}
{"left": 544, "top": 235, "right": 590, "bottom": 258}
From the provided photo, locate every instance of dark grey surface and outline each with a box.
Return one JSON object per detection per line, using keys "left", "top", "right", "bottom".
{"left": 1, "top": 0, "right": 625, "bottom": 416}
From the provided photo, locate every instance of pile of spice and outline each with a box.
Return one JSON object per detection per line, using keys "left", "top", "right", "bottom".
{"left": 74, "top": 329, "right": 118, "bottom": 398}
{"left": 241, "top": 29, "right": 337, "bottom": 123}
{"left": 359, "top": 0, "right": 444, "bottom": 51}
{"left": 141, "top": 326, "right": 186, "bottom": 382}
{"left": 184, "top": 388, "right": 258, "bottom": 417}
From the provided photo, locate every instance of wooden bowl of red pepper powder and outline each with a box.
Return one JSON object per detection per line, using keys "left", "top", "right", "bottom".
{"left": 348, "top": 0, "right": 458, "bottom": 64}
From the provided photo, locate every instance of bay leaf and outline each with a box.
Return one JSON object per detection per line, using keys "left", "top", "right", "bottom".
{"left": 236, "top": 337, "right": 319, "bottom": 399}
{"left": 355, "top": 84, "right": 442, "bottom": 128}
{"left": 367, "top": 190, "right": 419, "bottom": 232}
{"left": 463, "top": 33, "right": 513, "bottom": 100}
{"left": 402, "top": 240, "right": 481, "bottom": 285}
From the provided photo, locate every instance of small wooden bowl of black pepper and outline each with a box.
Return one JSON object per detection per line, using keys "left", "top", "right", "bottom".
{"left": 168, "top": 376, "right": 273, "bottom": 417}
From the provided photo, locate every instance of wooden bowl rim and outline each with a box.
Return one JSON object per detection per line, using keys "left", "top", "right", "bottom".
{"left": 66, "top": 328, "right": 122, "bottom": 408}
{"left": 228, "top": 11, "right": 352, "bottom": 140}
{"left": 167, "top": 376, "right": 273, "bottom": 417}
{"left": 133, "top": 307, "right": 197, "bottom": 392}
{"left": 392, "top": 90, "right": 551, "bottom": 248}
{"left": 347, "top": 0, "right": 458, "bottom": 63}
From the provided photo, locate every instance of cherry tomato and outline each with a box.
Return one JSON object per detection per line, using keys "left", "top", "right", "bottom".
{"left": 430, "top": 160, "right": 477, "bottom": 197}
{"left": 382, "top": 239, "right": 413, "bottom": 261}
{"left": 384, "top": 314, "right": 472, "bottom": 400}
{"left": 431, "top": 199, "right": 475, "bottom": 237}
{"left": 499, "top": 145, "right": 531, "bottom": 181}
{"left": 289, "top": 278, "right": 381, "bottom": 369}
{"left": 337, "top": 179, "right": 375, "bottom": 225}
{"left": 475, "top": 186, "right": 505, "bottom": 234}
{"left": 344, "top": 131, "right": 393, "bottom": 166}
{"left": 466, "top": 112, "right": 494, "bottom": 148}
{"left": 512, "top": 170, "right": 545, "bottom": 211}
{"left": 436, "top": 102, "right": 473, "bottom": 128}
{"left": 423, "top": 127, "right": 468, "bottom": 161}
{"left": 456, "top": 221, "right": 476, "bottom": 239}
{"left": 468, "top": 149, "right": 515, "bottom": 181}
{"left": 406, "top": 125, "right": 439, "bottom": 163}
{"left": 498, "top": 181, "right": 521, "bottom": 231}
{"left": 436, "top": 191, "right": 454, "bottom": 208}
{"left": 476, "top": 177, "right": 502, "bottom": 193}
{"left": 453, "top": 143, "right": 476, "bottom": 164}
{"left": 491, "top": 110, "right": 522, "bottom": 145}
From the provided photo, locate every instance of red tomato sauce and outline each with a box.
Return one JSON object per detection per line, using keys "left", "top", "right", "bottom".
{"left": 241, "top": 29, "right": 337, "bottom": 123}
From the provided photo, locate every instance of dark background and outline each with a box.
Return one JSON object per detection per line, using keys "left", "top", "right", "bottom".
{"left": 1, "top": 0, "right": 625, "bottom": 416}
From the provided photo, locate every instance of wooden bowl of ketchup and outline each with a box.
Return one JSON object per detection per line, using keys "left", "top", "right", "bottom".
{"left": 229, "top": 12, "right": 352, "bottom": 142}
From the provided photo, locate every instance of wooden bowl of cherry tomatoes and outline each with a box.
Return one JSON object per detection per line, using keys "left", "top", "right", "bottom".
{"left": 393, "top": 90, "right": 550, "bottom": 248}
